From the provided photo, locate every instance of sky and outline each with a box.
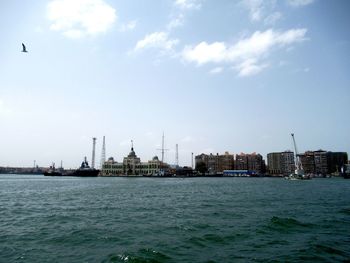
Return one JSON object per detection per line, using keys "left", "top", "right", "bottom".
{"left": 0, "top": 0, "right": 349, "bottom": 168}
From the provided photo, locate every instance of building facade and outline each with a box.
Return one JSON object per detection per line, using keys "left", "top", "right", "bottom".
{"left": 267, "top": 151, "right": 294, "bottom": 176}
{"left": 195, "top": 152, "right": 264, "bottom": 174}
{"left": 101, "top": 146, "right": 163, "bottom": 176}
{"left": 195, "top": 152, "right": 234, "bottom": 174}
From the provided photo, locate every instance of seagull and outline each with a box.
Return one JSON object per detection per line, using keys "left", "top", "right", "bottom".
{"left": 22, "top": 43, "right": 28, "bottom": 53}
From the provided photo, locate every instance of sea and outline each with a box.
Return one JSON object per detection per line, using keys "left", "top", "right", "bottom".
{"left": 0, "top": 175, "right": 349, "bottom": 263}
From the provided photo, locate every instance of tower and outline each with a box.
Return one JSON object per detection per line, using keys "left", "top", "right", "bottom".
{"left": 175, "top": 144, "right": 179, "bottom": 167}
{"left": 92, "top": 137, "right": 97, "bottom": 169}
{"left": 191, "top": 152, "right": 194, "bottom": 169}
{"left": 100, "top": 136, "right": 106, "bottom": 168}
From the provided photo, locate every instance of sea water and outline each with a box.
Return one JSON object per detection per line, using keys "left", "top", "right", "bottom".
{"left": 0, "top": 175, "right": 349, "bottom": 262}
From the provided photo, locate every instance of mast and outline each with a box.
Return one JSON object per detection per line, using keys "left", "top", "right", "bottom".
{"left": 157, "top": 132, "right": 169, "bottom": 164}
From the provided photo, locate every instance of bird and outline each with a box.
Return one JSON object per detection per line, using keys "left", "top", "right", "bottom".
{"left": 22, "top": 43, "right": 28, "bottom": 53}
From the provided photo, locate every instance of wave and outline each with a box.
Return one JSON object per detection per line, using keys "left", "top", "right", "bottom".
{"left": 267, "top": 216, "right": 315, "bottom": 233}
{"left": 102, "top": 248, "right": 171, "bottom": 263}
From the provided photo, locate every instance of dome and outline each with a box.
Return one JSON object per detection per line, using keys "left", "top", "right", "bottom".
{"left": 152, "top": 156, "right": 159, "bottom": 161}
{"left": 128, "top": 147, "right": 137, "bottom": 158}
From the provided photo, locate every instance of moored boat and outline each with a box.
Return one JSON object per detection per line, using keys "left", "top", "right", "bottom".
{"left": 43, "top": 163, "right": 63, "bottom": 176}
{"left": 69, "top": 157, "right": 99, "bottom": 177}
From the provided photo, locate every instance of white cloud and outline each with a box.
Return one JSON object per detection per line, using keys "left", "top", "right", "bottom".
{"left": 182, "top": 28, "right": 307, "bottom": 76}
{"left": 242, "top": 0, "right": 264, "bottom": 21}
{"left": 174, "top": 0, "right": 201, "bottom": 10}
{"left": 47, "top": 0, "right": 117, "bottom": 38}
{"left": 167, "top": 14, "right": 185, "bottom": 30}
{"left": 235, "top": 58, "right": 269, "bottom": 77}
{"left": 134, "top": 32, "right": 179, "bottom": 52}
{"left": 264, "top": 12, "right": 282, "bottom": 25}
{"left": 287, "top": 0, "right": 315, "bottom": 7}
{"left": 120, "top": 20, "right": 137, "bottom": 32}
{"left": 241, "top": 0, "right": 284, "bottom": 25}
{"left": 209, "top": 67, "right": 224, "bottom": 74}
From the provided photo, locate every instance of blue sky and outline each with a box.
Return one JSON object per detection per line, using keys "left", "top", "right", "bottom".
{"left": 0, "top": 0, "right": 349, "bottom": 168}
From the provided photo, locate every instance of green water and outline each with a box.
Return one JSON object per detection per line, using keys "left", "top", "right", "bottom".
{"left": 0, "top": 175, "right": 349, "bottom": 262}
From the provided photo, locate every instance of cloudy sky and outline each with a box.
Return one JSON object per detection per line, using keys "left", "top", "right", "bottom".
{"left": 0, "top": 0, "right": 349, "bottom": 168}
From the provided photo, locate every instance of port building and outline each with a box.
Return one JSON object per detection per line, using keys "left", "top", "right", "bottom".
{"left": 101, "top": 145, "right": 165, "bottom": 176}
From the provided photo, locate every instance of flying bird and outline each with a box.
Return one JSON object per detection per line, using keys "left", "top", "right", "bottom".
{"left": 22, "top": 43, "right": 28, "bottom": 53}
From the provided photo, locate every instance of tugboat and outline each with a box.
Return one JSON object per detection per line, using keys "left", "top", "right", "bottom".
{"left": 70, "top": 157, "right": 99, "bottom": 177}
{"left": 43, "top": 162, "right": 63, "bottom": 176}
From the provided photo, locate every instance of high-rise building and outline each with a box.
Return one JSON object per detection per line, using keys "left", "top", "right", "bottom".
{"left": 327, "top": 152, "right": 348, "bottom": 174}
{"left": 218, "top": 152, "right": 234, "bottom": 172}
{"left": 298, "top": 151, "right": 315, "bottom": 174}
{"left": 314, "top": 150, "right": 328, "bottom": 175}
{"left": 267, "top": 151, "right": 294, "bottom": 176}
{"left": 235, "top": 153, "right": 248, "bottom": 170}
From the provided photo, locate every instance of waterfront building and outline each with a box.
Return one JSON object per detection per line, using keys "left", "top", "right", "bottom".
{"left": 326, "top": 152, "right": 348, "bottom": 174}
{"left": 101, "top": 145, "right": 164, "bottom": 176}
{"left": 195, "top": 152, "right": 264, "bottom": 174}
{"left": 267, "top": 151, "right": 294, "bottom": 176}
{"left": 297, "top": 150, "right": 348, "bottom": 175}
{"left": 314, "top": 150, "right": 328, "bottom": 175}
{"left": 195, "top": 152, "right": 234, "bottom": 174}
{"left": 298, "top": 151, "right": 315, "bottom": 174}
{"left": 235, "top": 153, "right": 265, "bottom": 174}
{"left": 235, "top": 153, "right": 248, "bottom": 170}
{"left": 218, "top": 152, "right": 235, "bottom": 172}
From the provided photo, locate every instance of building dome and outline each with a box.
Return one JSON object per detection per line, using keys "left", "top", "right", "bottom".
{"left": 128, "top": 147, "right": 137, "bottom": 158}
{"left": 152, "top": 156, "right": 159, "bottom": 161}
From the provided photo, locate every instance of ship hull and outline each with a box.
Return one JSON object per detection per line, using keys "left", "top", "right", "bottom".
{"left": 43, "top": 171, "right": 63, "bottom": 176}
{"left": 70, "top": 169, "right": 100, "bottom": 177}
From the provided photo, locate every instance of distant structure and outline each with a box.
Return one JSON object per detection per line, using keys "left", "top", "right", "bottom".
{"left": 195, "top": 152, "right": 265, "bottom": 175}
{"left": 191, "top": 152, "right": 194, "bottom": 169}
{"left": 100, "top": 136, "right": 106, "bottom": 168}
{"left": 157, "top": 132, "right": 169, "bottom": 164}
{"left": 267, "top": 151, "right": 295, "bottom": 176}
{"left": 175, "top": 144, "right": 179, "bottom": 167}
{"left": 91, "top": 137, "right": 97, "bottom": 169}
{"left": 267, "top": 150, "right": 348, "bottom": 176}
{"left": 101, "top": 142, "right": 167, "bottom": 176}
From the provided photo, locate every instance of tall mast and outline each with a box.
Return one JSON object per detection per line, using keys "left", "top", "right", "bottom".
{"left": 161, "top": 133, "right": 164, "bottom": 163}
{"left": 157, "top": 132, "right": 169, "bottom": 164}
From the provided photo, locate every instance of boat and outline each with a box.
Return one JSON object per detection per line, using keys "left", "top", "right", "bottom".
{"left": 286, "top": 133, "right": 311, "bottom": 180}
{"left": 69, "top": 157, "right": 99, "bottom": 177}
{"left": 43, "top": 163, "right": 63, "bottom": 176}
{"left": 342, "top": 164, "right": 350, "bottom": 179}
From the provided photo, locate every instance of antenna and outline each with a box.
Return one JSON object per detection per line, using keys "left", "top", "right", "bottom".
{"left": 175, "top": 144, "right": 179, "bottom": 167}
{"left": 100, "top": 136, "right": 106, "bottom": 168}
{"left": 92, "top": 137, "right": 97, "bottom": 169}
{"left": 157, "top": 132, "right": 169, "bottom": 164}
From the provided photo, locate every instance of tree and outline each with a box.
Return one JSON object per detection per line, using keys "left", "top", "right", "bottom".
{"left": 196, "top": 161, "right": 208, "bottom": 174}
